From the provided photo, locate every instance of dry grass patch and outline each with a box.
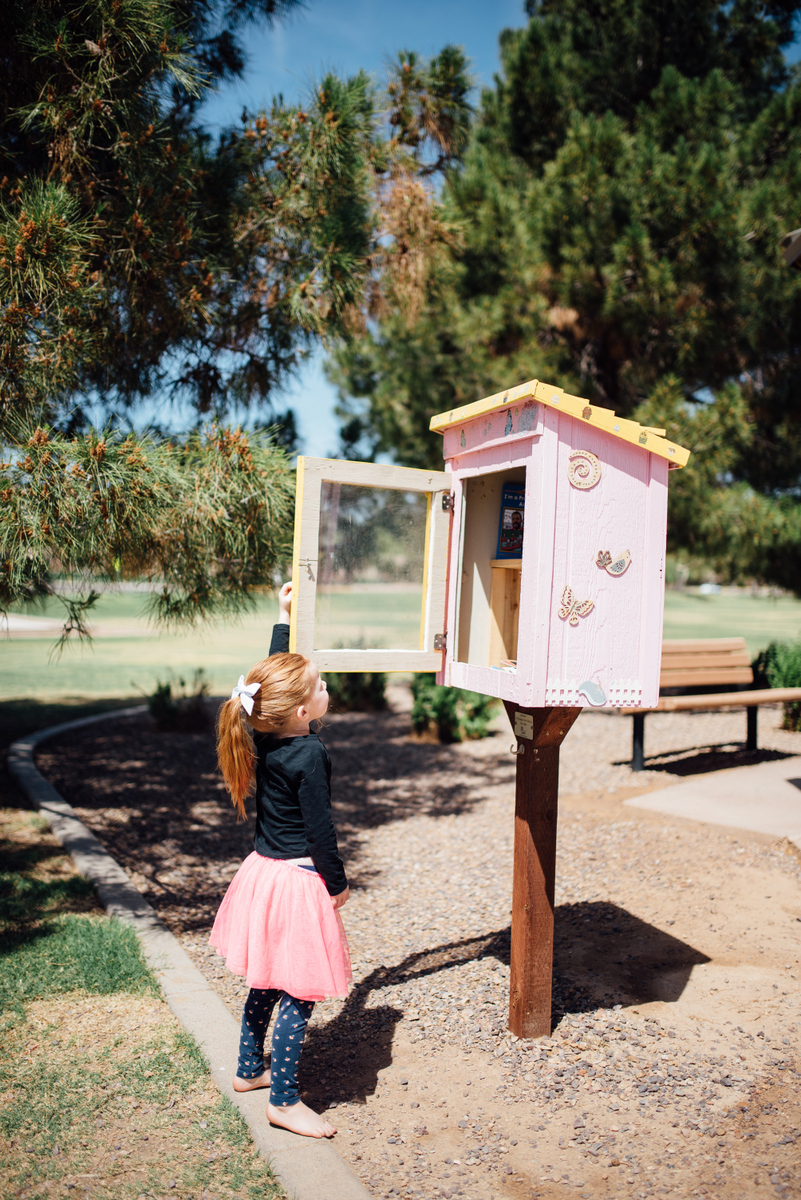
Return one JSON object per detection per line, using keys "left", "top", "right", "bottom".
{"left": 0, "top": 991, "right": 286, "bottom": 1200}
{"left": 0, "top": 809, "right": 285, "bottom": 1200}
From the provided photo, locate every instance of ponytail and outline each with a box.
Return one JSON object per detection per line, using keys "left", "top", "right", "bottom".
{"left": 216, "top": 698, "right": 256, "bottom": 819}
{"left": 216, "top": 652, "right": 314, "bottom": 819}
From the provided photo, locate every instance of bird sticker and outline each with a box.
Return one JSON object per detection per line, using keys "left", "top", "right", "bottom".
{"left": 596, "top": 549, "right": 631, "bottom": 576}
{"left": 579, "top": 680, "right": 607, "bottom": 706}
{"left": 558, "top": 585, "right": 595, "bottom": 626}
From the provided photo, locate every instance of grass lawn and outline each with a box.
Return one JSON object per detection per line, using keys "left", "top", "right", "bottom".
{"left": 0, "top": 807, "right": 285, "bottom": 1200}
{"left": 3, "top": 586, "right": 801, "bottom": 702}
{"left": 1, "top": 593, "right": 282, "bottom": 701}
{"left": 662, "top": 590, "right": 801, "bottom": 657}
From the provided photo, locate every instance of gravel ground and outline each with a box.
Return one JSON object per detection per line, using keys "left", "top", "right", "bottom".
{"left": 36, "top": 695, "right": 801, "bottom": 1200}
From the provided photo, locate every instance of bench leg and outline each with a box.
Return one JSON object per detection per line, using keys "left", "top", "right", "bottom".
{"left": 632, "top": 712, "right": 645, "bottom": 771}
{"left": 746, "top": 706, "right": 758, "bottom": 752}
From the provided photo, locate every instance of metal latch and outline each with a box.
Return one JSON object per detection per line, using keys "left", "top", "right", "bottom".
{"left": 433, "top": 633, "right": 446, "bottom": 651}
{"left": 441, "top": 492, "right": 454, "bottom": 512}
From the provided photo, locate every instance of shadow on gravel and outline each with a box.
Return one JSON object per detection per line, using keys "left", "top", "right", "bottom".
{"left": 302, "top": 931, "right": 510, "bottom": 1109}
{"left": 552, "top": 901, "right": 710, "bottom": 1018}
{"left": 301, "top": 903, "right": 710, "bottom": 1104}
{"left": 34, "top": 708, "right": 514, "bottom": 931}
{"left": 615, "top": 744, "right": 792, "bottom": 776}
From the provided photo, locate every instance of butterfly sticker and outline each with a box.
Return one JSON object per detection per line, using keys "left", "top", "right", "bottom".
{"left": 596, "top": 549, "right": 632, "bottom": 576}
{"left": 558, "top": 584, "right": 595, "bottom": 626}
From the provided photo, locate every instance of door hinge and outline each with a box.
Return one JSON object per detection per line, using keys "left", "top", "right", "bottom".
{"left": 434, "top": 633, "right": 447, "bottom": 652}
{"left": 441, "top": 492, "right": 454, "bottom": 512}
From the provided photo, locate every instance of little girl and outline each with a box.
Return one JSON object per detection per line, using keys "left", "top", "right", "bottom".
{"left": 210, "top": 582, "right": 351, "bottom": 1139}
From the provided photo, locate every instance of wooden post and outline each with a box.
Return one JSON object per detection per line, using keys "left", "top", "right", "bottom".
{"left": 503, "top": 703, "right": 582, "bottom": 1039}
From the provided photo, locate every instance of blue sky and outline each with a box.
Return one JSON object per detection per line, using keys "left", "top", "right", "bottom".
{"left": 202, "top": 0, "right": 525, "bottom": 127}
{"left": 199, "top": 0, "right": 527, "bottom": 458}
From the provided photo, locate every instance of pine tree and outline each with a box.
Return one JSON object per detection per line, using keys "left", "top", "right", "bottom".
{"left": 331, "top": 0, "right": 801, "bottom": 591}
{"left": 0, "top": 2, "right": 471, "bottom": 634}
{"left": 1, "top": 0, "right": 381, "bottom": 424}
{"left": 0, "top": 421, "right": 295, "bottom": 639}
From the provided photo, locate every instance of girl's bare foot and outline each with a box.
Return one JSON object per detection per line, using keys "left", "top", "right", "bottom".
{"left": 267, "top": 1100, "right": 336, "bottom": 1138}
{"left": 232, "top": 1071, "right": 271, "bottom": 1092}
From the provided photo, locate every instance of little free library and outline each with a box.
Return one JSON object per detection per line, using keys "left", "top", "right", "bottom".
{"left": 289, "top": 376, "right": 690, "bottom": 1037}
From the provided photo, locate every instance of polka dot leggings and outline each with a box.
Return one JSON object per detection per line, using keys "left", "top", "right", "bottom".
{"left": 236, "top": 988, "right": 315, "bottom": 1107}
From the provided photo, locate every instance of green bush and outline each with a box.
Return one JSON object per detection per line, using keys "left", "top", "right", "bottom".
{"left": 147, "top": 669, "right": 210, "bottom": 731}
{"left": 324, "top": 672, "right": 387, "bottom": 712}
{"left": 410, "top": 674, "right": 499, "bottom": 743}
{"left": 752, "top": 639, "right": 801, "bottom": 731}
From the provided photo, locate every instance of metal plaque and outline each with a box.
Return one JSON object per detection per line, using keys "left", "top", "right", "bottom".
{"left": 514, "top": 712, "right": 534, "bottom": 740}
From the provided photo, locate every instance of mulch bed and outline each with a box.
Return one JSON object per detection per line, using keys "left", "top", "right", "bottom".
{"left": 35, "top": 704, "right": 510, "bottom": 935}
{"left": 34, "top": 701, "right": 801, "bottom": 1200}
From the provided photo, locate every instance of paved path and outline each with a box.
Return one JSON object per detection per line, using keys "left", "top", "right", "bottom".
{"left": 625, "top": 754, "right": 801, "bottom": 850}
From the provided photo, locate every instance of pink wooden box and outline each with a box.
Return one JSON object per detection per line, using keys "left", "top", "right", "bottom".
{"left": 430, "top": 379, "right": 690, "bottom": 710}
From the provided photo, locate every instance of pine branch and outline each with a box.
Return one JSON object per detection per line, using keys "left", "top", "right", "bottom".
{"left": 0, "top": 421, "right": 294, "bottom": 640}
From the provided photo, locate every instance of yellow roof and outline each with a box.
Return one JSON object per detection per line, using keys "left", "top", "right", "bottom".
{"left": 429, "top": 377, "right": 690, "bottom": 468}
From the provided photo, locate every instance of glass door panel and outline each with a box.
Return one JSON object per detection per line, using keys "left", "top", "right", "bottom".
{"left": 291, "top": 458, "right": 451, "bottom": 671}
{"left": 316, "top": 483, "right": 428, "bottom": 651}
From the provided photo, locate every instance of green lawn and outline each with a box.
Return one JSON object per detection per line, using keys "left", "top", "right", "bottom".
{"left": 662, "top": 590, "right": 801, "bottom": 657}
{"left": 0, "top": 809, "right": 285, "bottom": 1200}
{"left": 3, "top": 587, "right": 801, "bottom": 701}
{"left": 1, "top": 592, "right": 282, "bottom": 701}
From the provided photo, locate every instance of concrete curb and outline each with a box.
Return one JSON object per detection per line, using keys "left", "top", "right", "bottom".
{"left": 8, "top": 708, "right": 373, "bottom": 1200}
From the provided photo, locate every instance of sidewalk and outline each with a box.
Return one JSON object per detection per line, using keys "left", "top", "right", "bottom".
{"left": 624, "top": 754, "right": 801, "bottom": 851}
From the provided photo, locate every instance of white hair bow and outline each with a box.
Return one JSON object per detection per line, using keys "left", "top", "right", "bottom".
{"left": 231, "top": 675, "right": 260, "bottom": 715}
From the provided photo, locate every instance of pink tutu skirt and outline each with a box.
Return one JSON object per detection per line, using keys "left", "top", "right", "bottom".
{"left": 209, "top": 852, "right": 352, "bottom": 1001}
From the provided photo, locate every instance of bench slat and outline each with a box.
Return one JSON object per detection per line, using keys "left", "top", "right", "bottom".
{"left": 660, "top": 651, "right": 752, "bottom": 670}
{"left": 622, "top": 686, "right": 801, "bottom": 715}
{"left": 661, "top": 637, "right": 747, "bottom": 653}
{"left": 659, "top": 667, "right": 754, "bottom": 688}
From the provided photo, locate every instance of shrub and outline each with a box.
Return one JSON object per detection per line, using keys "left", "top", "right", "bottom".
{"left": 324, "top": 672, "right": 387, "bottom": 712}
{"left": 147, "top": 669, "right": 210, "bottom": 732}
{"left": 752, "top": 639, "right": 801, "bottom": 731}
{"left": 410, "top": 674, "right": 498, "bottom": 743}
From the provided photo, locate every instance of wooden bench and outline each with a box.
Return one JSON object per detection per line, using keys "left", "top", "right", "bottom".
{"left": 624, "top": 637, "right": 801, "bottom": 771}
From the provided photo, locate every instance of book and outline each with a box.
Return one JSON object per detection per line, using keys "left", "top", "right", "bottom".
{"left": 496, "top": 483, "right": 525, "bottom": 558}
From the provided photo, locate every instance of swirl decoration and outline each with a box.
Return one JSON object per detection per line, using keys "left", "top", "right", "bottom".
{"left": 567, "top": 449, "right": 601, "bottom": 490}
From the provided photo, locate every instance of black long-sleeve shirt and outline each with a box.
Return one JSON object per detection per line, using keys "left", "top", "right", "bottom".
{"left": 250, "top": 624, "right": 347, "bottom": 896}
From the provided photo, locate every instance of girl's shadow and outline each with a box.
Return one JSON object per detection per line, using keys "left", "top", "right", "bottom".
{"left": 300, "top": 905, "right": 709, "bottom": 1108}
{"left": 301, "top": 927, "right": 511, "bottom": 1109}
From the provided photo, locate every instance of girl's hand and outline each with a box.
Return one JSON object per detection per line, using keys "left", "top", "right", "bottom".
{"left": 331, "top": 886, "right": 349, "bottom": 910}
{"left": 277, "top": 581, "right": 292, "bottom": 624}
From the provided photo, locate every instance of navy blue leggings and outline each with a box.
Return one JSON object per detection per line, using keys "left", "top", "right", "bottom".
{"left": 237, "top": 988, "right": 315, "bottom": 1107}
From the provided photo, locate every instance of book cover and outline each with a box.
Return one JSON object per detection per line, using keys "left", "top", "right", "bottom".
{"left": 496, "top": 483, "right": 525, "bottom": 558}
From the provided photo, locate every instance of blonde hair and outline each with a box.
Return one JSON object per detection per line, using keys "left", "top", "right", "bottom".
{"left": 216, "top": 653, "right": 314, "bottom": 818}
